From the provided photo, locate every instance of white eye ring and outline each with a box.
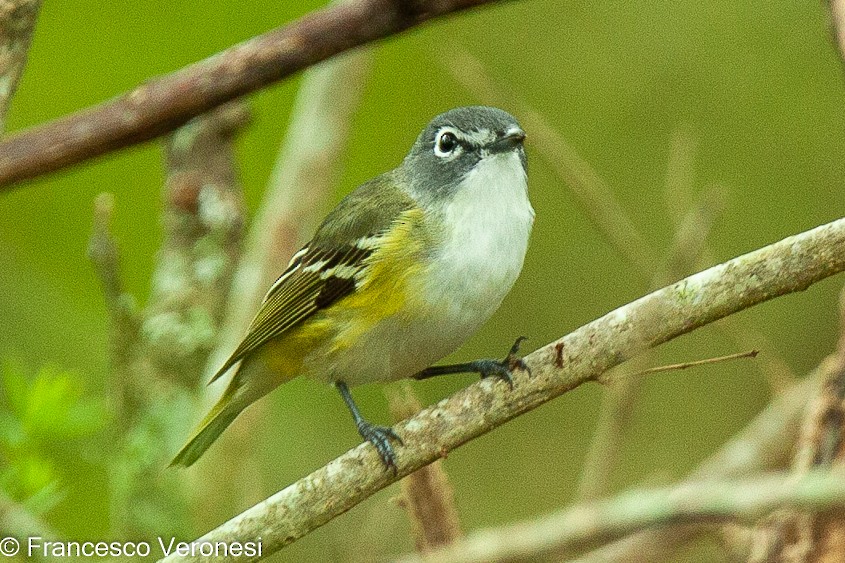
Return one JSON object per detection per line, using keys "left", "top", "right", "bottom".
{"left": 434, "top": 130, "right": 460, "bottom": 158}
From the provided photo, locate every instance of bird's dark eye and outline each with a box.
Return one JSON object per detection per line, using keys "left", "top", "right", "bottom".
{"left": 435, "top": 132, "right": 458, "bottom": 156}
{"left": 439, "top": 133, "right": 457, "bottom": 151}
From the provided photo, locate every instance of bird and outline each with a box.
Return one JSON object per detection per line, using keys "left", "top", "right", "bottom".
{"left": 171, "top": 106, "right": 534, "bottom": 471}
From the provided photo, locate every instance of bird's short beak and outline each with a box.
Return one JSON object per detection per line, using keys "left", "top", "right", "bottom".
{"left": 488, "top": 128, "right": 527, "bottom": 154}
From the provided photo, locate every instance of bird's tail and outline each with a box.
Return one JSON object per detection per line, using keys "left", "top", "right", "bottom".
{"left": 170, "top": 385, "right": 244, "bottom": 468}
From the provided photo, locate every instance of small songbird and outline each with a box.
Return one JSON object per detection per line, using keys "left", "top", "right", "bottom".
{"left": 171, "top": 106, "right": 534, "bottom": 471}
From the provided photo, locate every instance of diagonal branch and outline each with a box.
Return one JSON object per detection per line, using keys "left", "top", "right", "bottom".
{"left": 395, "top": 336, "right": 820, "bottom": 563}
{"left": 0, "top": 0, "right": 509, "bottom": 189}
{"left": 158, "top": 217, "right": 845, "bottom": 562}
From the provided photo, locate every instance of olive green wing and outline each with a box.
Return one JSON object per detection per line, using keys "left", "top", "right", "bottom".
{"left": 208, "top": 173, "right": 414, "bottom": 383}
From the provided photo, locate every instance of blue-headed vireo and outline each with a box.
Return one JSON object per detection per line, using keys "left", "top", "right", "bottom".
{"left": 171, "top": 106, "right": 534, "bottom": 471}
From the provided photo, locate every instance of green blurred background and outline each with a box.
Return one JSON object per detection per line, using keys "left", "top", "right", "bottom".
{"left": 2, "top": 1, "right": 845, "bottom": 561}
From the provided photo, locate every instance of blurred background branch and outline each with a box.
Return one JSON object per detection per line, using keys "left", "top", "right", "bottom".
{"left": 574, "top": 374, "right": 821, "bottom": 563}
{"left": 388, "top": 359, "right": 816, "bottom": 563}
{"left": 145, "top": 102, "right": 249, "bottom": 386}
{"left": 735, "top": 285, "right": 845, "bottom": 562}
{"left": 829, "top": 0, "right": 845, "bottom": 69}
{"left": 88, "top": 102, "right": 249, "bottom": 538}
{"left": 0, "top": 0, "right": 508, "bottom": 189}
{"left": 410, "top": 343, "right": 820, "bottom": 563}
{"left": 0, "top": 490, "right": 56, "bottom": 543}
{"left": 388, "top": 383, "right": 463, "bottom": 553}
{"left": 398, "top": 471, "right": 845, "bottom": 563}
{"left": 395, "top": 304, "right": 841, "bottom": 563}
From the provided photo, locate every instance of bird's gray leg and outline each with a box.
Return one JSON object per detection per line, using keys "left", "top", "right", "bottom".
{"left": 336, "top": 381, "right": 403, "bottom": 473}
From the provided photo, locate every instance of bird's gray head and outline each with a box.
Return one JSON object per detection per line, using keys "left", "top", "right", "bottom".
{"left": 401, "top": 106, "right": 526, "bottom": 203}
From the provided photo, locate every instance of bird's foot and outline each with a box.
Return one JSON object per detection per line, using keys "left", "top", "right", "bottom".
{"left": 470, "top": 336, "right": 531, "bottom": 389}
{"left": 357, "top": 421, "right": 403, "bottom": 473}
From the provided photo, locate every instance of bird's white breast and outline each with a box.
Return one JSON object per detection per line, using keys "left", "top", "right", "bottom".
{"left": 426, "top": 151, "right": 534, "bottom": 325}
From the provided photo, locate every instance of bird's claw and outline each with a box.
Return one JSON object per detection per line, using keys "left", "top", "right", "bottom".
{"left": 506, "top": 336, "right": 531, "bottom": 376}
{"left": 473, "top": 336, "right": 531, "bottom": 389}
{"left": 357, "top": 421, "right": 403, "bottom": 473}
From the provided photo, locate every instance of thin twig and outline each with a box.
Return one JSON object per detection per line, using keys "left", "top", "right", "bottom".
{"left": 658, "top": 138, "right": 796, "bottom": 391}
{"left": 662, "top": 128, "right": 698, "bottom": 222}
{"left": 585, "top": 345, "right": 757, "bottom": 505}
{"left": 88, "top": 193, "right": 134, "bottom": 321}
{"left": 395, "top": 471, "right": 845, "bottom": 563}
{"left": 655, "top": 184, "right": 726, "bottom": 283}
{"left": 0, "top": 0, "right": 43, "bottom": 134}
{"left": 576, "top": 181, "right": 725, "bottom": 503}
{"left": 87, "top": 192, "right": 139, "bottom": 429}
{"left": 577, "top": 167, "right": 728, "bottom": 502}
{"left": 0, "top": 0, "right": 509, "bottom": 189}
{"left": 158, "top": 217, "right": 845, "bottom": 562}
{"left": 619, "top": 349, "right": 759, "bottom": 379}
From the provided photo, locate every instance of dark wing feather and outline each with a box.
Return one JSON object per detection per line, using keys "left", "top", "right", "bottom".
{"left": 208, "top": 245, "right": 369, "bottom": 383}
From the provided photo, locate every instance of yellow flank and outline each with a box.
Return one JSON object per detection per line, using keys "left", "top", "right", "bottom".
{"left": 253, "top": 207, "right": 431, "bottom": 375}
{"left": 252, "top": 320, "right": 330, "bottom": 382}
{"left": 328, "top": 208, "right": 429, "bottom": 354}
